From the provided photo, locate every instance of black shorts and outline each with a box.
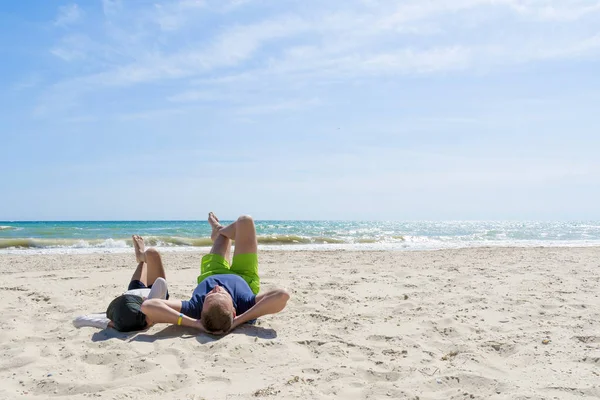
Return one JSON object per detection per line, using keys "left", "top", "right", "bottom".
{"left": 128, "top": 280, "right": 170, "bottom": 300}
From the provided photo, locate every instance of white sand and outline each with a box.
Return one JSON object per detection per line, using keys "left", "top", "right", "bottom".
{"left": 0, "top": 247, "right": 599, "bottom": 399}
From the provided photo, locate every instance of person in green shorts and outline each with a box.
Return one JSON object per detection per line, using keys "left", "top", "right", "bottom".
{"left": 141, "top": 213, "right": 290, "bottom": 334}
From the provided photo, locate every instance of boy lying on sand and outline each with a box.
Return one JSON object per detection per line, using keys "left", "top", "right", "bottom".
{"left": 142, "top": 213, "right": 290, "bottom": 334}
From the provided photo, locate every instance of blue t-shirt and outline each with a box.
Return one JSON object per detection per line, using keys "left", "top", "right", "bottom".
{"left": 180, "top": 274, "right": 256, "bottom": 319}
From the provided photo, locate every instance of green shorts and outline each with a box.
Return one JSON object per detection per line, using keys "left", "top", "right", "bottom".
{"left": 198, "top": 253, "right": 260, "bottom": 294}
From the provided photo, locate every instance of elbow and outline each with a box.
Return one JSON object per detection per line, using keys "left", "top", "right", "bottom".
{"left": 140, "top": 298, "right": 157, "bottom": 315}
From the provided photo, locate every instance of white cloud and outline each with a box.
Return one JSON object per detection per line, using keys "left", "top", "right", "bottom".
{"left": 116, "top": 107, "right": 189, "bottom": 121}
{"left": 379, "top": 0, "right": 600, "bottom": 25}
{"left": 180, "top": 0, "right": 205, "bottom": 8}
{"left": 12, "top": 74, "right": 42, "bottom": 91}
{"left": 333, "top": 46, "right": 471, "bottom": 75}
{"left": 222, "top": 0, "right": 253, "bottom": 9}
{"left": 508, "top": 0, "right": 600, "bottom": 21}
{"left": 529, "top": 33, "right": 600, "bottom": 60}
{"left": 235, "top": 97, "right": 322, "bottom": 115}
{"left": 50, "top": 47, "right": 84, "bottom": 62}
{"left": 154, "top": 4, "right": 183, "bottom": 31}
{"left": 102, "top": 0, "right": 122, "bottom": 17}
{"left": 195, "top": 16, "right": 310, "bottom": 68}
{"left": 167, "top": 90, "right": 233, "bottom": 103}
{"left": 36, "top": 0, "right": 600, "bottom": 117}
{"left": 48, "top": 15, "right": 309, "bottom": 87}
{"left": 152, "top": 1, "right": 207, "bottom": 31}
{"left": 50, "top": 35, "right": 91, "bottom": 61}
{"left": 54, "top": 4, "right": 83, "bottom": 27}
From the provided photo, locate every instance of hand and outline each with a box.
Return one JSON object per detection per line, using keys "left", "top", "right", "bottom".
{"left": 201, "top": 319, "right": 239, "bottom": 336}
{"left": 192, "top": 319, "right": 208, "bottom": 332}
{"left": 229, "top": 316, "right": 243, "bottom": 332}
{"left": 193, "top": 319, "right": 226, "bottom": 335}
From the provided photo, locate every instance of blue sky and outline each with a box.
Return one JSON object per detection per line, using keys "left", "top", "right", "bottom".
{"left": 1, "top": 0, "right": 599, "bottom": 220}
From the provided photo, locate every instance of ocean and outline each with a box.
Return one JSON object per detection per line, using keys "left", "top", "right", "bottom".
{"left": 1, "top": 220, "right": 600, "bottom": 254}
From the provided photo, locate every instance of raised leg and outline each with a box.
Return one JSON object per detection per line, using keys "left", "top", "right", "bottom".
{"left": 208, "top": 212, "right": 232, "bottom": 262}
{"left": 215, "top": 214, "right": 258, "bottom": 257}
{"left": 130, "top": 261, "right": 147, "bottom": 285}
{"left": 232, "top": 215, "right": 257, "bottom": 257}
{"left": 145, "top": 248, "right": 166, "bottom": 286}
{"left": 131, "top": 235, "right": 166, "bottom": 286}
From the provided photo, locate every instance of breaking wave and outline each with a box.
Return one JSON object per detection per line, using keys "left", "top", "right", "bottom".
{"left": 0, "top": 234, "right": 405, "bottom": 249}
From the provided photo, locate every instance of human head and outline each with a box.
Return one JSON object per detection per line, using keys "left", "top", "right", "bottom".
{"left": 106, "top": 294, "right": 147, "bottom": 332}
{"left": 201, "top": 286, "right": 235, "bottom": 332}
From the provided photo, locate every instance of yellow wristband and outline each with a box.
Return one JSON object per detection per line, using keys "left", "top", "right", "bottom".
{"left": 177, "top": 313, "right": 183, "bottom": 326}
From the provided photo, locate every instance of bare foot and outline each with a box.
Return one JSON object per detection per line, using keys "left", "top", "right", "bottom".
{"left": 208, "top": 212, "right": 223, "bottom": 242}
{"left": 132, "top": 235, "right": 146, "bottom": 263}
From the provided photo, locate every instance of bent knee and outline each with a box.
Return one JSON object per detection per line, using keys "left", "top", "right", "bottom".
{"left": 276, "top": 288, "right": 290, "bottom": 303}
{"left": 237, "top": 215, "right": 254, "bottom": 224}
{"left": 145, "top": 248, "right": 161, "bottom": 257}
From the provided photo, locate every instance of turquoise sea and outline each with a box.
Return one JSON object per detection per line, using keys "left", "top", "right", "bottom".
{"left": 1, "top": 220, "right": 600, "bottom": 254}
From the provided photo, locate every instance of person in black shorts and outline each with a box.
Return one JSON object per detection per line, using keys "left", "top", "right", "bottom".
{"left": 105, "top": 235, "right": 170, "bottom": 332}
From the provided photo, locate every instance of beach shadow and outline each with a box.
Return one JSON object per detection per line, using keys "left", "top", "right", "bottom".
{"left": 90, "top": 325, "right": 176, "bottom": 343}
{"left": 193, "top": 325, "right": 277, "bottom": 344}
{"left": 91, "top": 324, "right": 277, "bottom": 343}
{"left": 229, "top": 324, "right": 278, "bottom": 339}
{"left": 130, "top": 325, "right": 217, "bottom": 343}
{"left": 91, "top": 328, "right": 136, "bottom": 342}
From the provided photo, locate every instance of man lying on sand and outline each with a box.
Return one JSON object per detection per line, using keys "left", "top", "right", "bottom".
{"left": 142, "top": 213, "right": 290, "bottom": 334}
{"left": 73, "top": 235, "right": 169, "bottom": 331}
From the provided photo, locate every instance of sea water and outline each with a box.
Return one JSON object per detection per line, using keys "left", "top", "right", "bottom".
{"left": 1, "top": 220, "right": 600, "bottom": 254}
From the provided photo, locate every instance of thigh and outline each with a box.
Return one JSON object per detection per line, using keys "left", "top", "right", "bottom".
{"left": 233, "top": 217, "right": 258, "bottom": 257}
{"left": 197, "top": 254, "right": 232, "bottom": 284}
{"left": 209, "top": 235, "right": 231, "bottom": 258}
{"left": 230, "top": 253, "right": 260, "bottom": 294}
{"left": 200, "top": 253, "right": 231, "bottom": 275}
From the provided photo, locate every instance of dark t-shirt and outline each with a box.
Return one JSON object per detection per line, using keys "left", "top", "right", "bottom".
{"left": 180, "top": 274, "right": 256, "bottom": 319}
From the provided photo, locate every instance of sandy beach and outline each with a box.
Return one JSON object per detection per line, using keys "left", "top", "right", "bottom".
{"left": 0, "top": 247, "right": 599, "bottom": 399}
